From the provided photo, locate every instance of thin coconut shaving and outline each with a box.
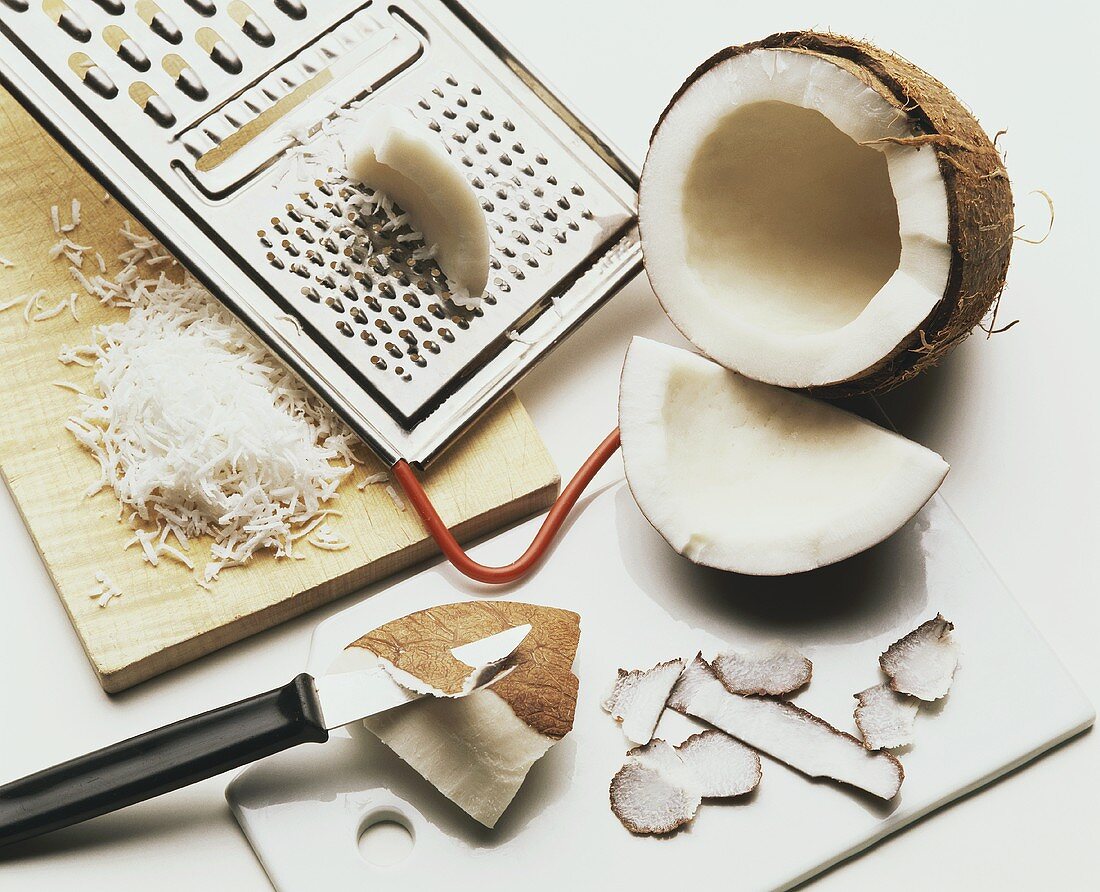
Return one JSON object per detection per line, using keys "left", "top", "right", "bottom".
{"left": 60, "top": 222, "right": 363, "bottom": 583}
{"left": 88, "top": 571, "right": 122, "bottom": 608}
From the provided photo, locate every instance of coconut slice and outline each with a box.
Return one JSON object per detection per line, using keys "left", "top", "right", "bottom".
{"left": 854, "top": 683, "right": 920, "bottom": 750}
{"left": 619, "top": 338, "right": 948, "bottom": 575}
{"left": 669, "top": 655, "right": 903, "bottom": 799}
{"left": 343, "top": 601, "right": 580, "bottom": 828}
{"left": 602, "top": 658, "right": 685, "bottom": 745}
{"left": 880, "top": 614, "right": 959, "bottom": 701}
{"left": 346, "top": 106, "right": 489, "bottom": 306}
{"left": 610, "top": 740, "right": 702, "bottom": 835}
{"left": 675, "top": 730, "right": 762, "bottom": 798}
{"left": 640, "top": 32, "right": 1013, "bottom": 395}
{"left": 712, "top": 642, "right": 812, "bottom": 696}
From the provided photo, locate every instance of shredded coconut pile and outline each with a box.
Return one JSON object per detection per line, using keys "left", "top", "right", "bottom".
{"left": 60, "top": 224, "right": 365, "bottom": 583}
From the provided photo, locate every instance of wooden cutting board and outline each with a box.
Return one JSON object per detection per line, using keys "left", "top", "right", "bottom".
{"left": 0, "top": 90, "right": 559, "bottom": 693}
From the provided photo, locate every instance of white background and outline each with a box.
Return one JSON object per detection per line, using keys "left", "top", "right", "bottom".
{"left": 1, "top": 1, "right": 1096, "bottom": 889}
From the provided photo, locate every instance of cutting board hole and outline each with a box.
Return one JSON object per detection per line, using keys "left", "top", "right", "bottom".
{"left": 357, "top": 810, "right": 414, "bottom": 867}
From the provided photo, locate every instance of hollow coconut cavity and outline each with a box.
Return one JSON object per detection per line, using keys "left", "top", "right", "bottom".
{"left": 619, "top": 337, "right": 948, "bottom": 575}
{"left": 639, "top": 32, "right": 1013, "bottom": 395}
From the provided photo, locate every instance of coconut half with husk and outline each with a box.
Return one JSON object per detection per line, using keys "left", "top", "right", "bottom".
{"left": 639, "top": 32, "right": 1013, "bottom": 396}
{"left": 619, "top": 337, "right": 948, "bottom": 575}
{"left": 335, "top": 601, "right": 580, "bottom": 828}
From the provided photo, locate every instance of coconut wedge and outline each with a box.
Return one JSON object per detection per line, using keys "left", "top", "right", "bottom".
{"left": 619, "top": 338, "right": 948, "bottom": 575}
{"left": 347, "top": 106, "right": 489, "bottom": 306}
{"left": 341, "top": 601, "right": 580, "bottom": 828}
{"left": 669, "top": 655, "right": 903, "bottom": 800}
{"left": 640, "top": 32, "right": 1013, "bottom": 395}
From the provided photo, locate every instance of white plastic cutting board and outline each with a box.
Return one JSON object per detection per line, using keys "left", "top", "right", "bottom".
{"left": 227, "top": 487, "right": 1093, "bottom": 892}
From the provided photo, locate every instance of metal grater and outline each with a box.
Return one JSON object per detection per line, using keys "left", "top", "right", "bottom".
{"left": 0, "top": 0, "right": 640, "bottom": 466}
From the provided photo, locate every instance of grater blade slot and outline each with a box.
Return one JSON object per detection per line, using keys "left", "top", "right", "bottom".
{"left": 174, "top": 4, "right": 424, "bottom": 196}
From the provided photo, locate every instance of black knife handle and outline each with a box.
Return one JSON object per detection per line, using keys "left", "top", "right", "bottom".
{"left": 0, "top": 673, "right": 327, "bottom": 849}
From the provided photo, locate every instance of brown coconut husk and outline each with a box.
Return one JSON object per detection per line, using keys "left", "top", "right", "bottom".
{"left": 349, "top": 600, "right": 580, "bottom": 739}
{"left": 651, "top": 32, "right": 1014, "bottom": 396}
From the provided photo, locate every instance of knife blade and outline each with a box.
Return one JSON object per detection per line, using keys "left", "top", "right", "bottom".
{"left": 313, "top": 622, "right": 531, "bottom": 729}
{"left": 0, "top": 624, "right": 531, "bottom": 849}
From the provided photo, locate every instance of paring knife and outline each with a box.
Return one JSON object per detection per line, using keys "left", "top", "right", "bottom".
{"left": 0, "top": 623, "right": 531, "bottom": 849}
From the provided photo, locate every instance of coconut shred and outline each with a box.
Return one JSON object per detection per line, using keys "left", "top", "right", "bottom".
{"left": 52, "top": 219, "right": 367, "bottom": 584}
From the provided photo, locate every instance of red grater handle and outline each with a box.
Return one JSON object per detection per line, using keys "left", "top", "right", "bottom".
{"left": 392, "top": 428, "right": 621, "bottom": 583}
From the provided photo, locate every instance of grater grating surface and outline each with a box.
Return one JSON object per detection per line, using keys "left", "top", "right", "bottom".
{"left": 0, "top": 0, "right": 640, "bottom": 464}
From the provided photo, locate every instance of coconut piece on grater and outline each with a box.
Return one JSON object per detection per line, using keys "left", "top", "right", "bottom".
{"left": 346, "top": 106, "right": 490, "bottom": 307}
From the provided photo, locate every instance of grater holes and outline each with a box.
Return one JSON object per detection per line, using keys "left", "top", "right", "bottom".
{"left": 69, "top": 52, "right": 118, "bottom": 98}
{"left": 45, "top": 1, "right": 92, "bottom": 42}
{"left": 137, "top": 1, "right": 183, "bottom": 45}
{"left": 274, "top": 0, "right": 306, "bottom": 20}
{"left": 258, "top": 73, "right": 596, "bottom": 391}
{"left": 228, "top": 0, "right": 275, "bottom": 47}
{"left": 185, "top": 0, "right": 217, "bottom": 16}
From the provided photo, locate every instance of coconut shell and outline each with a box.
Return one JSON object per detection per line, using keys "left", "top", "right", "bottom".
{"left": 349, "top": 600, "right": 580, "bottom": 739}
{"left": 650, "top": 32, "right": 1014, "bottom": 396}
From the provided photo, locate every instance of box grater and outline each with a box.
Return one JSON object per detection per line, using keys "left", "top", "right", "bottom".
{"left": 0, "top": 0, "right": 640, "bottom": 468}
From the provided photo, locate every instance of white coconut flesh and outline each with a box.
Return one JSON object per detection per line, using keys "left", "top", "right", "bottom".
{"left": 640, "top": 47, "right": 952, "bottom": 388}
{"left": 619, "top": 337, "right": 949, "bottom": 575}
{"left": 669, "top": 655, "right": 903, "bottom": 800}
{"left": 329, "top": 644, "right": 554, "bottom": 829}
{"left": 347, "top": 106, "right": 490, "bottom": 305}
{"left": 602, "top": 658, "right": 686, "bottom": 745}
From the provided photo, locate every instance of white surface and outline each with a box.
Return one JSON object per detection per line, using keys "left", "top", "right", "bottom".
{"left": 228, "top": 493, "right": 1090, "bottom": 892}
{"left": 0, "top": 1, "right": 1097, "bottom": 889}
{"left": 225, "top": 494, "right": 1091, "bottom": 892}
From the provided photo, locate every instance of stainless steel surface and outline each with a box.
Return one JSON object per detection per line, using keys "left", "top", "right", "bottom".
{"left": 0, "top": 0, "right": 641, "bottom": 465}
{"left": 314, "top": 621, "right": 529, "bottom": 729}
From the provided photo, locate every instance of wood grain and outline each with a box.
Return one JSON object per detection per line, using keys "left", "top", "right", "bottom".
{"left": 0, "top": 90, "right": 559, "bottom": 692}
